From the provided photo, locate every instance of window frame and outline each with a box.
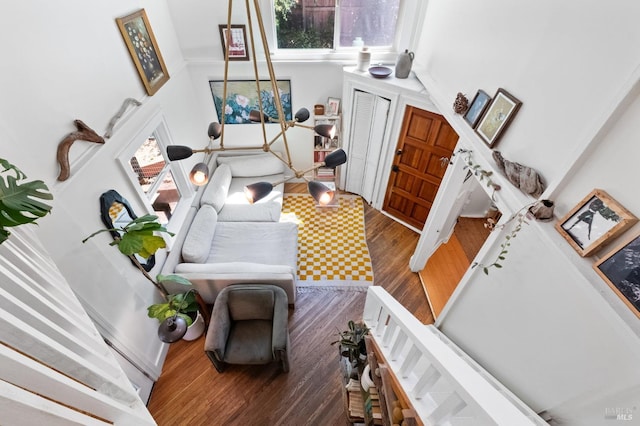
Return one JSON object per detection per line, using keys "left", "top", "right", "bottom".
{"left": 261, "top": 0, "right": 425, "bottom": 62}
{"left": 117, "top": 112, "right": 194, "bottom": 234}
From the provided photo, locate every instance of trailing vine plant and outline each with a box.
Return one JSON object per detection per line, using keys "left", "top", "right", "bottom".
{"left": 0, "top": 158, "right": 53, "bottom": 244}
{"left": 473, "top": 202, "right": 537, "bottom": 275}
{"left": 453, "top": 148, "right": 501, "bottom": 200}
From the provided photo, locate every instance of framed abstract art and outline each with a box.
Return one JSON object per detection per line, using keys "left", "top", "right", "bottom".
{"left": 116, "top": 9, "right": 170, "bottom": 96}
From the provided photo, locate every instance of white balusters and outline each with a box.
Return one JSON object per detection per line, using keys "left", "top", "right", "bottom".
{"left": 363, "top": 286, "right": 544, "bottom": 426}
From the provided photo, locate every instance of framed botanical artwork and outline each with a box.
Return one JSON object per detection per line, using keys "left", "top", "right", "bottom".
{"left": 475, "top": 88, "right": 522, "bottom": 147}
{"left": 218, "top": 24, "right": 249, "bottom": 61}
{"left": 326, "top": 97, "right": 341, "bottom": 116}
{"left": 594, "top": 232, "right": 640, "bottom": 318}
{"left": 463, "top": 90, "right": 491, "bottom": 128}
{"left": 209, "top": 80, "right": 292, "bottom": 124}
{"left": 555, "top": 189, "right": 637, "bottom": 257}
{"left": 116, "top": 9, "right": 170, "bottom": 96}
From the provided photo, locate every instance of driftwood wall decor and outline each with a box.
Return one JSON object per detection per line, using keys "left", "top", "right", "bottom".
{"left": 56, "top": 120, "right": 105, "bottom": 181}
{"left": 104, "top": 98, "right": 142, "bottom": 138}
{"left": 492, "top": 150, "right": 545, "bottom": 198}
{"left": 56, "top": 98, "right": 142, "bottom": 181}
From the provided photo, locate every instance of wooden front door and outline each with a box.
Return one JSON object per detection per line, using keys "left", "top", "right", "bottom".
{"left": 383, "top": 106, "right": 459, "bottom": 230}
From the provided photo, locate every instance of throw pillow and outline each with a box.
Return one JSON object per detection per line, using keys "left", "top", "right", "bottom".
{"left": 182, "top": 204, "right": 217, "bottom": 263}
{"left": 200, "top": 163, "right": 231, "bottom": 211}
{"left": 217, "top": 153, "right": 284, "bottom": 177}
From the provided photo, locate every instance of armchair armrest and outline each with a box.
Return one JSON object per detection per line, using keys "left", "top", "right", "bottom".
{"left": 204, "top": 290, "right": 232, "bottom": 372}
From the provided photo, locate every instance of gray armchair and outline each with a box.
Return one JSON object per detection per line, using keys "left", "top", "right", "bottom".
{"left": 205, "top": 285, "right": 290, "bottom": 373}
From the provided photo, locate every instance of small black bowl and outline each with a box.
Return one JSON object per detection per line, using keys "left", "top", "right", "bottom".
{"left": 368, "top": 66, "right": 392, "bottom": 79}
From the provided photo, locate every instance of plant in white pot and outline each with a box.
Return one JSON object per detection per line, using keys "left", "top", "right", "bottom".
{"left": 147, "top": 274, "right": 205, "bottom": 342}
{"left": 83, "top": 214, "right": 206, "bottom": 342}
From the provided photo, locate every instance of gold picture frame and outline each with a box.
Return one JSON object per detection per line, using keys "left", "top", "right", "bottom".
{"left": 555, "top": 189, "right": 637, "bottom": 257}
{"left": 116, "top": 9, "right": 170, "bottom": 96}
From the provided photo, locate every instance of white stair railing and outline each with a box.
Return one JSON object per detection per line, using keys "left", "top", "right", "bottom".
{"left": 363, "top": 286, "right": 546, "bottom": 426}
{"left": 0, "top": 226, "right": 156, "bottom": 425}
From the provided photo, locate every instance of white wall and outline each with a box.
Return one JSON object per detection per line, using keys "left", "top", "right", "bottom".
{"left": 412, "top": 0, "right": 640, "bottom": 423}
{"left": 0, "top": 0, "right": 206, "bottom": 379}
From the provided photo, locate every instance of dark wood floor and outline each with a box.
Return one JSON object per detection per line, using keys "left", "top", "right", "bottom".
{"left": 147, "top": 185, "right": 433, "bottom": 425}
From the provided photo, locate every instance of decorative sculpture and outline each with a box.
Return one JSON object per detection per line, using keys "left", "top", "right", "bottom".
{"left": 492, "top": 150, "right": 545, "bottom": 198}
{"left": 453, "top": 92, "right": 469, "bottom": 114}
{"left": 105, "top": 98, "right": 142, "bottom": 138}
{"left": 56, "top": 120, "right": 105, "bottom": 181}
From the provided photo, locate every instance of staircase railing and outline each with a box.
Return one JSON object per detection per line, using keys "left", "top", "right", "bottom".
{"left": 363, "top": 286, "right": 545, "bottom": 425}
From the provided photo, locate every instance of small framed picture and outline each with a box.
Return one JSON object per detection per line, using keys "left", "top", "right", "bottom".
{"left": 218, "top": 24, "right": 249, "bottom": 61}
{"left": 594, "top": 232, "right": 640, "bottom": 318}
{"left": 116, "top": 9, "right": 170, "bottom": 96}
{"left": 326, "top": 97, "right": 341, "bottom": 116}
{"left": 463, "top": 90, "right": 491, "bottom": 128}
{"left": 475, "top": 88, "right": 522, "bottom": 147}
{"left": 555, "top": 189, "right": 637, "bottom": 257}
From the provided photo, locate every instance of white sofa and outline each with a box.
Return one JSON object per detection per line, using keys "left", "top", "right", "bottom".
{"left": 160, "top": 152, "right": 298, "bottom": 305}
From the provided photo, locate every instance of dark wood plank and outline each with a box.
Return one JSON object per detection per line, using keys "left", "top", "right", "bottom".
{"left": 147, "top": 184, "right": 434, "bottom": 424}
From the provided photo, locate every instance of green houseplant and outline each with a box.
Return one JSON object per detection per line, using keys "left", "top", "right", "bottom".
{"left": 82, "top": 213, "right": 173, "bottom": 297}
{"left": 83, "top": 216, "right": 206, "bottom": 342}
{"left": 332, "top": 320, "right": 370, "bottom": 368}
{"left": 0, "top": 158, "right": 53, "bottom": 244}
{"left": 147, "top": 274, "right": 198, "bottom": 326}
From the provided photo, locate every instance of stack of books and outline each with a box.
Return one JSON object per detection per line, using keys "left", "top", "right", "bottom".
{"left": 316, "top": 167, "right": 334, "bottom": 178}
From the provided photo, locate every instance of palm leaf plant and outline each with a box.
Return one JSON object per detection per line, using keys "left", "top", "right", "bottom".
{"left": 0, "top": 158, "right": 53, "bottom": 244}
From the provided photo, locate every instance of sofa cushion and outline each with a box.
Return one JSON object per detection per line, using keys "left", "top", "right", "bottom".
{"left": 182, "top": 204, "right": 218, "bottom": 263}
{"left": 217, "top": 153, "right": 284, "bottom": 177}
{"left": 200, "top": 163, "right": 231, "bottom": 212}
{"left": 207, "top": 222, "right": 297, "bottom": 268}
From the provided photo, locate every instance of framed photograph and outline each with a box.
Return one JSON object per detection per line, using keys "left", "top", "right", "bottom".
{"left": 209, "top": 80, "right": 292, "bottom": 124}
{"left": 463, "top": 90, "right": 491, "bottom": 128}
{"left": 326, "top": 97, "right": 341, "bottom": 116}
{"left": 594, "top": 232, "right": 640, "bottom": 318}
{"left": 116, "top": 9, "right": 170, "bottom": 96}
{"left": 555, "top": 189, "right": 638, "bottom": 257}
{"left": 218, "top": 24, "right": 249, "bottom": 61}
{"left": 475, "top": 88, "right": 522, "bottom": 147}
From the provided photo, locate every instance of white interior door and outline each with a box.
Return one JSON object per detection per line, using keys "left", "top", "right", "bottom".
{"left": 345, "top": 90, "right": 391, "bottom": 203}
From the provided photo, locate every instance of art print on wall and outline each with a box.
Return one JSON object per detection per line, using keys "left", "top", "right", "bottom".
{"left": 594, "top": 232, "right": 640, "bottom": 318}
{"left": 209, "top": 80, "right": 292, "bottom": 124}
{"left": 218, "top": 25, "right": 249, "bottom": 61}
{"left": 116, "top": 9, "right": 170, "bottom": 96}
{"left": 475, "top": 88, "right": 521, "bottom": 147}
{"left": 463, "top": 90, "right": 491, "bottom": 128}
{"left": 555, "top": 189, "right": 638, "bottom": 257}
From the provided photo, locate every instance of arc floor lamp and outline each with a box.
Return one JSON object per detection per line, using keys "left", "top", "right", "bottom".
{"left": 166, "top": 0, "right": 347, "bottom": 205}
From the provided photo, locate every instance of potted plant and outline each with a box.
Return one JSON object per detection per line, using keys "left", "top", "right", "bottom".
{"left": 332, "top": 320, "right": 370, "bottom": 369}
{"left": 83, "top": 214, "right": 206, "bottom": 342}
{"left": 147, "top": 274, "right": 205, "bottom": 342}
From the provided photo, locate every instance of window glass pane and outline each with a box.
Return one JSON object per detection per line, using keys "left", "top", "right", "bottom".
{"left": 275, "top": 0, "right": 335, "bottom": 49}
{"left": 152, "top": 170, "right": 180, "bottom": 224}
{"left": 129, "top": 137, "right": 166, "bottom": 194}
{"left": 339, "top": 0, "right": 399, "bottom": 48}
{"left": 274, "top": 0, "right": 399, "bottom": 49}
{"left": 128, "top": 136, "right": 181, "bottom": 224}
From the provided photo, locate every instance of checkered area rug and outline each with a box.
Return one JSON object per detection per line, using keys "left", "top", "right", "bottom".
{"left": 281, "top": 194, "right": 374, "bottom": 287}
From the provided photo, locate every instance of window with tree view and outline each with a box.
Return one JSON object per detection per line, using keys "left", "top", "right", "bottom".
{"left": 129, "top": 135, "right": 181, "bottom": 224}
{"left": 275, "top": 0, "right": 400, "bottom": 49}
